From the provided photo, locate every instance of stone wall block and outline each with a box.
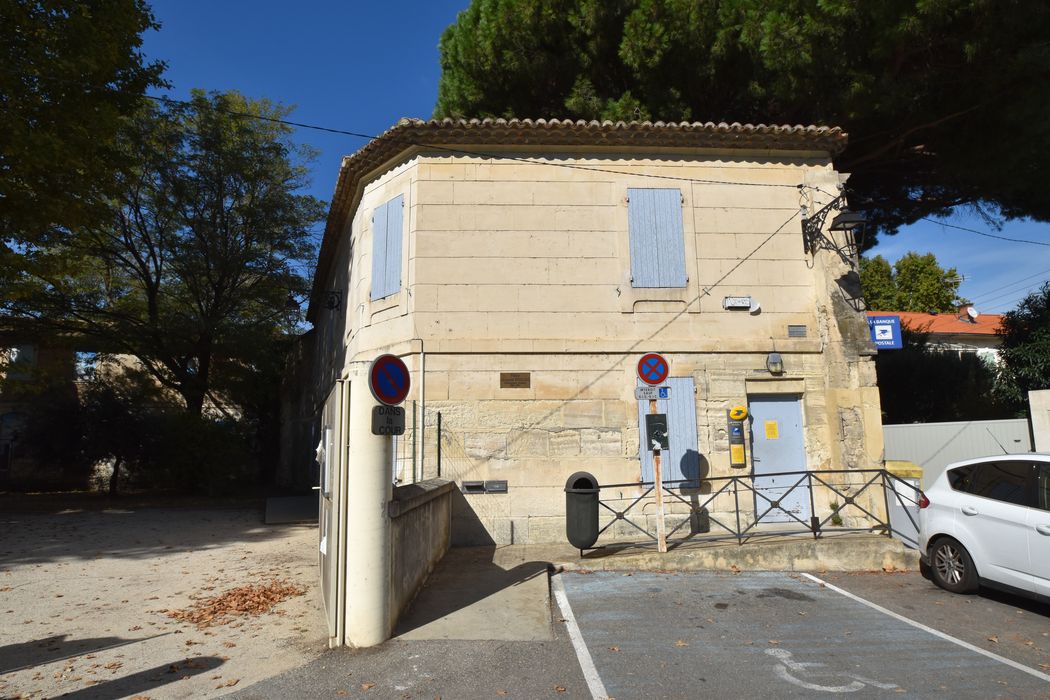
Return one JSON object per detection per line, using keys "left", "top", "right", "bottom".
{"left": 463, "top": 432, "right": 508, "bottom": 460}
{"left": 581, "top": 429, "right": 623, "bottom": 457}
{"left": 550, "top": 430, "right": 582, "bottom": 457}
{"left": 508, "top": 430, "right": 550, "bottom": 457}
{"left": 562, "top": 400, "right": 605, "bottom": 428}
{"left": 603, "top": 400, "right": 629, "bottom": 427}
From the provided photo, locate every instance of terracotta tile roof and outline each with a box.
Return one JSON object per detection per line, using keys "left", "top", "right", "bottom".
{"left": 866, "top": 310, "right": 1003, "bottom": 336}
{"left": 308, "top": 118, "right": 848, "bottom": 320}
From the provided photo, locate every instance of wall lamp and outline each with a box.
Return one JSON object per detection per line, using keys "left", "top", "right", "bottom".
{"left": 325, "top": 291, "right": 342, "bottom": 310}
{"left": 766, "top": 352, "right": 785, "bottom": 375}
{"left": 801, "top": 192, "right": 867, "bottom": 261}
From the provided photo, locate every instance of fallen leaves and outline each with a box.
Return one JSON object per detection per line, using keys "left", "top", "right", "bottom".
{"left": 165, "top": 579, "right": 306, "bottom": 628}
{"left": 987, "top": 635, "right": 999, "bottom": 644}
{"left": 554, "top": 685, "right": 567, "bottom": 693}
{"left": 674, "top": 639, "right": 688, "bottom": 648}
{"left": 608, "top": 646, "right": 620, "bottom": 652}
{"left": 361, "top": 682, "right": 375, "bottom": 690}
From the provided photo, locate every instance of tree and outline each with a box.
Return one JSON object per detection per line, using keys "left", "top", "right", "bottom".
{"left": 858, "top": 255, "right": 895, "bottom": 311}
{"left": 434, "top": 0, "right": 1050, "bottom": 241}
{"left": 2, "top": 91, "right": 325, "bottom": 416}
{"left": 875, "top": 327, "right": 1014, "bottom": 423}
{"left": 859, "top": 251, "right": 962, "bottom": 312}
{"left": 0, "top": 0, "right": 166, "bottom": 244}
{"left": 996, "top": 281, "right": 1050, "bottom": 406}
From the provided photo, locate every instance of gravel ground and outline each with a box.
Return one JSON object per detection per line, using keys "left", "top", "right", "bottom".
{"left": 0, "top": 506, "right": 325, "bottom": 699}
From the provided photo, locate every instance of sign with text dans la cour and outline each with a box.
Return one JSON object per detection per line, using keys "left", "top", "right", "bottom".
{"left": 369, "top": 354, "right": 411, "bottom": 406}
{"left": 637, "top": 353, "right": 670, "bottom": 386}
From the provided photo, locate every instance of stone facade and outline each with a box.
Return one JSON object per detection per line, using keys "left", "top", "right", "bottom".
{"left": 306, "top": 119, "right": 885, "bottom": 545}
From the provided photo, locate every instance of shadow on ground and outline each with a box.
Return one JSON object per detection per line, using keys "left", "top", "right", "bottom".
{"left": 0, "top": 507, "right": 314, "bottom": 565}
{"left": 58, "top": 656, "right": 226, "bottom": 699}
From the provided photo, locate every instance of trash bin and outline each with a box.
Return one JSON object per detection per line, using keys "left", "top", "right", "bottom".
{"left": 565, "top": 471, "right": 599, "bottom": 551}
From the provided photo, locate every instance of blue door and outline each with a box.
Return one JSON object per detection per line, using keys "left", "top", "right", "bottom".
{"left": 748, "top": 395, "right": 810, "bottom": 523}
{"left": 637, "top": 377, "right": 701, "bottom": 486}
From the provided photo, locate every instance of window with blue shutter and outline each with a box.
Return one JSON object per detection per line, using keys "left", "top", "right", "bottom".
{"left": 636, "top": 376, "right": 700, "bottom": 485}
{"left": 370, "top": 194, "right": 404, "bottom": 301}
{"left": 627, "top": 188, "right": 687, "bottom": 288}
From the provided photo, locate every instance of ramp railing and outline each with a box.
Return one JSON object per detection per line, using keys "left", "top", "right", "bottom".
{"left": 591, "top": 469, "right": 921, "bottom": 548}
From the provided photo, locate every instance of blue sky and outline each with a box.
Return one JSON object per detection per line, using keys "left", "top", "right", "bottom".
{"left": 140, "top": 1, "right": 1049, "bottom": 313}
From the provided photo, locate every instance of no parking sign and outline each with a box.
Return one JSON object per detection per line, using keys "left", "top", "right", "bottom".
{"left": 369, "top": 354, "right": 410, "bottom": 405}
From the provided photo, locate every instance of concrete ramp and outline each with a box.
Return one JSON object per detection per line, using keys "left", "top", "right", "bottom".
{"left": 395, "top": 547, "right": 553, "bottom": 641}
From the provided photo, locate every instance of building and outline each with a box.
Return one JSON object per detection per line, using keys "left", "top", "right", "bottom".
{"left": 304, "top": 118, "right": 885, "bottom": 545}
{"left": 866, "top": 305, "right": 1003, "bottom": 364}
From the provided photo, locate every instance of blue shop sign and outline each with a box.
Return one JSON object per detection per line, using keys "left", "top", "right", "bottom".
{"left": 867, "top": 315, "right": 903, "bottom": 349}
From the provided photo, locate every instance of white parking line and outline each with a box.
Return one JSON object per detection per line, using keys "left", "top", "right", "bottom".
{"left": 801, "top": 573, "right": 1050, "bottom": 684}
{"left": 550, "top": 574, "right": 609, "bottom": 700}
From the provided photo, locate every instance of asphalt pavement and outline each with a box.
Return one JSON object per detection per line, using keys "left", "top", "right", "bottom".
{"left": 234, "top": 569, "right": 1050, "bottom": 699}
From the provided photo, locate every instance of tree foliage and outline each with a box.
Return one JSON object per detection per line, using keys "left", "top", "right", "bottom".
{"left": 996, "top": 281, "right": 1050, "bottom": 406}
{"left": 0, "top": 0, "right": 166, "bottom": 243}
{"left": 859, "top": 252, "right": 963, "bottom": 312}
{"left": 875, "top": 328, "right": 1015, "bottom": 423}
{"left": 2, "top": 91, "right": 325, "bottom": 416}
{"left": 435, "top": 0, "right": 1050, "bottom": 240}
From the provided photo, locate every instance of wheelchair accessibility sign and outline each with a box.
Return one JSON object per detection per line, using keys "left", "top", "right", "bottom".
{"left": 866, "top": 315, "right": 903, "bottom": 349}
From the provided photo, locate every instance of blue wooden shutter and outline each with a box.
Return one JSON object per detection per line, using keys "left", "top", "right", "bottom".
{"left": 370, "top": 195, "right": 403, "bottom": 301}
{"left": 384, "top": 195, "right": 404, "bottom": 297}
{"left": 370, "top": 201, "right": 389, "bottom": 301}
{"left": 627, "top": 188, "right": 687, "bottom": 288}
{"left": 637, "top": 376, "right": 700, "bottom": 485}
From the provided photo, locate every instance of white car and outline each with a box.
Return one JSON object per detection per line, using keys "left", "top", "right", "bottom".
{"left": 918, "top": 453, "right": 1050, "bottom": 602}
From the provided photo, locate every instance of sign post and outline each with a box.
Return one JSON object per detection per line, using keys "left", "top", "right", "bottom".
{"left": 637, "top": 353, "right": 670, "bottom": 553}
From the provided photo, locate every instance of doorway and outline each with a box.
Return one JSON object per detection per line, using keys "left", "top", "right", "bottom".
{"left": 748, "top": 394, "right": 810, "bottom": 523}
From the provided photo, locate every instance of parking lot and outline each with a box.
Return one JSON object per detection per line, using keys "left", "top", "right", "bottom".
{"left": 557, "top": 570, "right": 1050, "bottom": 699}
{"left": 2, "top": 506, "right": 1048, "bottom": 699}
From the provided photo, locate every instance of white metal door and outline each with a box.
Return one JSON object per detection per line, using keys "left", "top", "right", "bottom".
{"left": 749, "top": 395, "right": 810, "bottom": 524}
{"left": 318, "top": 381, "right": 348, "bottom": 647}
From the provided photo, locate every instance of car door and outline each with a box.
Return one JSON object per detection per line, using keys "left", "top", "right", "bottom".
{"left": 1030, "top": 463, "right": 1050, "bottom": 599}
{"left": 953, "top": 460, "right": 1035, "bottom": 593}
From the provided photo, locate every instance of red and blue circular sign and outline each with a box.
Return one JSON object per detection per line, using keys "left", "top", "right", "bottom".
{"left": 637, "top": 353, "right": 669, "bottom": 386}
{"left": 369, "top": 354, "right": 411, "bottom": 406}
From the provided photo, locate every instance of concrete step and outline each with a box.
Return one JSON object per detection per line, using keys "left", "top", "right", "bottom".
{"left": 490, "top": 531, "right": 919, "bottom": 574}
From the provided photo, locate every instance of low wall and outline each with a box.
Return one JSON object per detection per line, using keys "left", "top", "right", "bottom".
{"left": 388, "top": 478, "right": 454, "bottom": 629}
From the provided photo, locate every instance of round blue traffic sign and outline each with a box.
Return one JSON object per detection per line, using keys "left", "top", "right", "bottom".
{"left": 369, "top": 354, "right": 411, "bottom": 405}
{"left": 637, "top": 353, "right": 669, "bottom": 386}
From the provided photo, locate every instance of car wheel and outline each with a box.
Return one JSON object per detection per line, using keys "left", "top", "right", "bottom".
{"left": 919, "top": 559, "right": 932, "bottom": 581}
{"left": 929, "top": 537, "right": 979, "bottom": 594}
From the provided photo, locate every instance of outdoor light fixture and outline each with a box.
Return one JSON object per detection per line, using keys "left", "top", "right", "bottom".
{"left": 829, "top": 210, "right": 866, "bottom": 232}
{"left": 766, "top": 352, "right": 785, "bottom": 375}
{"left": 325, "top": 291, "right": 342, "bottom": 310}
{"left": 800, "top": 190, "right": 867, "bottom": 260}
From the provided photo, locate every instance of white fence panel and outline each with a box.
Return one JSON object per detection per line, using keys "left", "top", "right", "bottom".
{"left": 883, "top": 418, "right": 1033, "bottom": 482}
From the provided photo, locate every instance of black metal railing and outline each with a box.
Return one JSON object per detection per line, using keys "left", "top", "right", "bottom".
{"left": 592, "top": 469, "right": 922, "bottom": 548}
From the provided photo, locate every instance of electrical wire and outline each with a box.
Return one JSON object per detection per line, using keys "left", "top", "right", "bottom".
{"left": 144, "top": 93, "right": 807, "bottom": 190}
{"left": 967, "top": 268, "right": 1050, "bottom": 304}
{"left": 920, "top": 217, "right": 1050, "bottom": 247}
{"left": 700, "top": 209, "right": 801, "bottom": 299}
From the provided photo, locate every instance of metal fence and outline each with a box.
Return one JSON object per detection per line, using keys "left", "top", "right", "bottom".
{"left": 392, "top": 403, "right": 444, "bottom": 485}
{"left": 591, "top": 469, "right": 923, "bottom": 548}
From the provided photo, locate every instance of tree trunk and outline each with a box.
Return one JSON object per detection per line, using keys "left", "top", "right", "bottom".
{"left": 109, "top": 456, "right": 123, "bottom": 496}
